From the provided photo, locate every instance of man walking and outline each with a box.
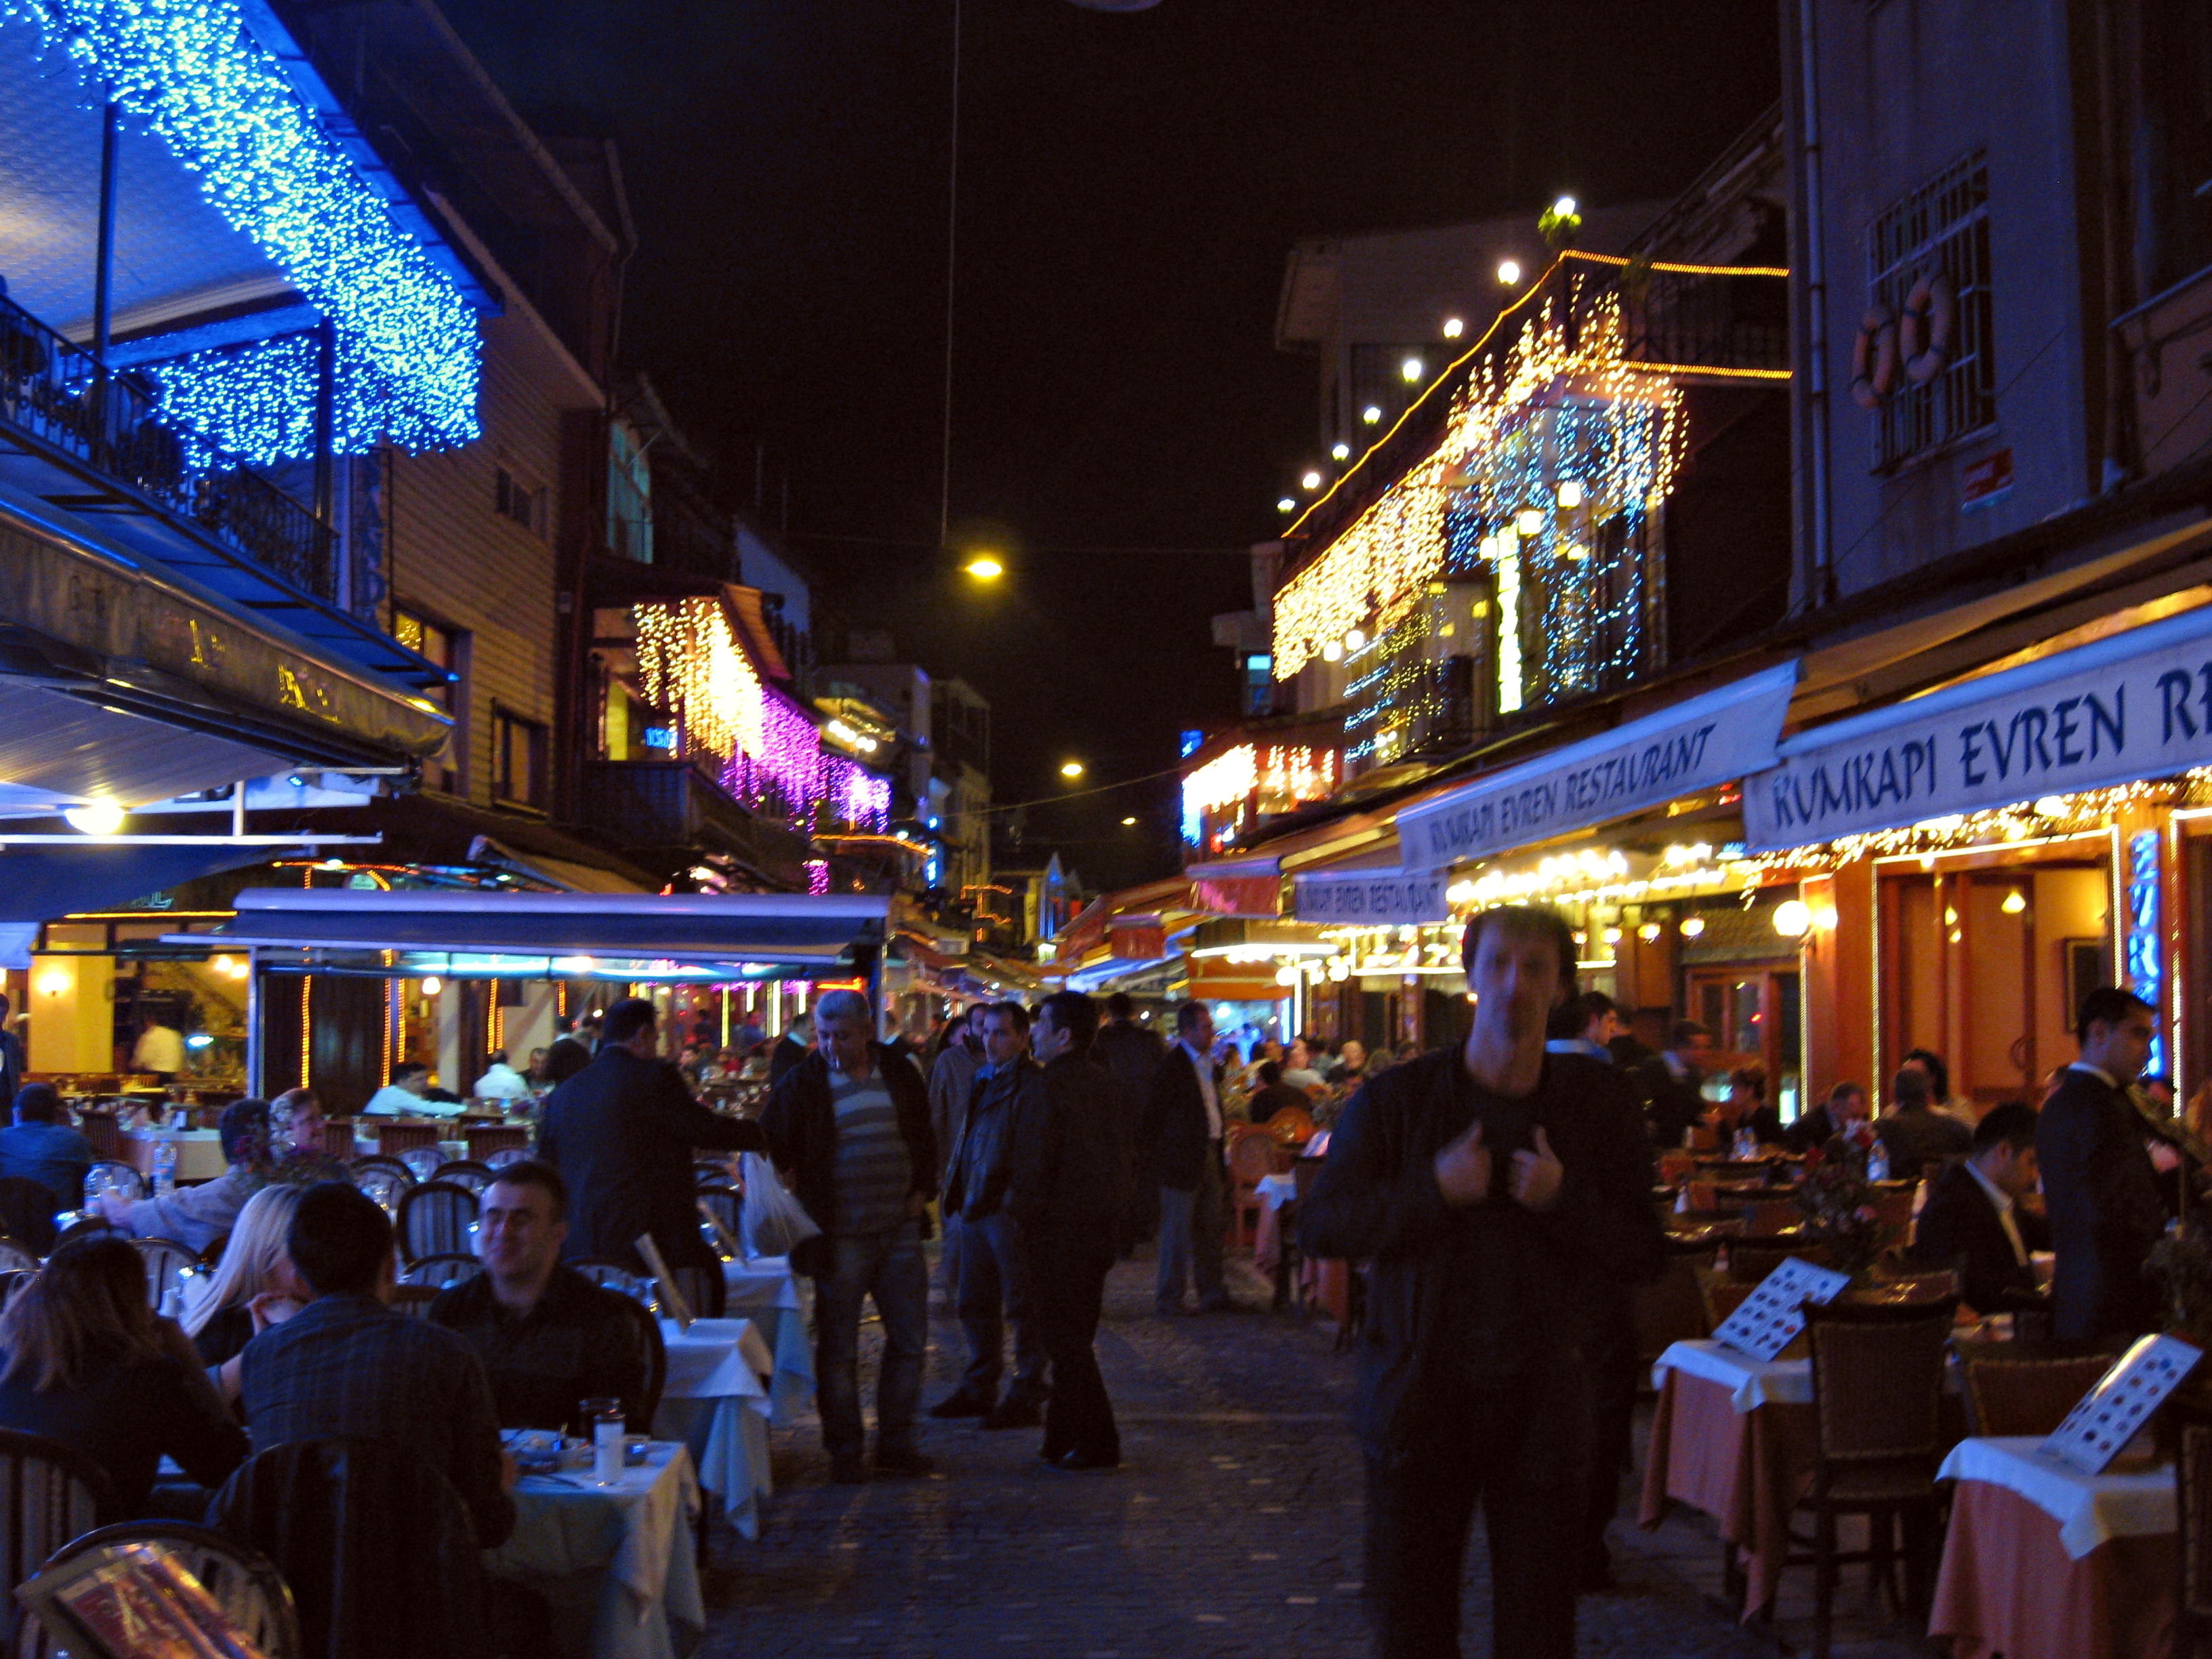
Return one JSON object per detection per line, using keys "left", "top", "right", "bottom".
{"left": 1012, "top": 991, "right": 1131, "bottom": 1470}
{"left": 2039, "top": 987, "right": 2167, "bottom": 1341}
{"left": 1633, "top": 1020, "right": 1714, "bottom": 1147}
{"left": 536, "top": 998, "right": 764, "bottom": 1277}
{"left": 760, "top": 989, "right": 937, "bottom": 1481}
{"left": 1303, "top": 906, "right": 1664, "bottom": 1658}
{"left": 1092, "top": 994, "right": 1165, "bottom": 1247}
{"left": 927, "top": 1004, "right": 989, "bottom": 1309}
{"left": 930, "top": 1003, "right": 1046, "bottom": 1428}
{"left": 1143, "top": 1000, "right": 1231, "bottom": 1315}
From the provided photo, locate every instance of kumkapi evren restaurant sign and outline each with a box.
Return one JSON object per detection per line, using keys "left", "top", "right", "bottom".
{"left": 1396, "top": 661, "right": 1800, "bottom": 871}
{"left": 1742, "top": 603, "right": 2212, "bottom": 851}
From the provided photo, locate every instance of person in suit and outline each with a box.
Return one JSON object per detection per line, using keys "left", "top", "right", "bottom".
{"left": 1878, "top": 1065, "right": 1972, "bottom": 1179}
{"left": 0, "top": 995, "right": 21, "bottom": 1114}
{"left": 1011, "top": 991, "right": 1134, "bottom": 1469}
{"left": 1633, "top": 1021, "right": 1713, "bottom": 1147}
{"left": 535, "top": 997, "right": 764, "bottom": 1275}
{"left": 1092, "top": 994, "right": 1167, "bottom": 1250}
{"left": 768, "top": 1013, "right": 815, "bottom": 1086}
{"left": 2039, "top": 986, "right": 2167, "bottom": 1342}
{"left": 1142, "top": 999, "right": 1231, "bottom": 1315}
{"left": 1788, "top": 1081, "right": 1865, "bottom": 1153}
{"left": 1908, "top": 1100, "right": 2050, "bottom": 1314}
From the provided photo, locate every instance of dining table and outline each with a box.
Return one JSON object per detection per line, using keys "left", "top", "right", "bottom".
{"left": 1929, "top": 1435, "right": 2176, "bottom": 1659}
{"left": 485, "top": 1440, "right": 704, "bottom": 1659}
{"left": 120, "top": 1127, "right": 228, "bottom": 1183}
{"left": 722, "top": 1254, "right": 813, "bottom": 1420}
{"left": 651, "top": 1317, "right": 776, "bottom": 1540}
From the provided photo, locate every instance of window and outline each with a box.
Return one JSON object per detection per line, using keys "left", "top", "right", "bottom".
{"left": 392, "top": 608, "right": 466, "bottom": 794}
{"left": 493, "top": 466, "right": 546, "bottom": 539}
{"left": 607, "top": 420, "right": 653, "bottom": 563}
{"left": 1867, "top": 153, "right": 1995, "bottom": 467}
{"left": 2139, "top": 5, "right": 2212, "bottom": 295}
{"left": 492, "top": 709, "right": 548, "bottom": 808}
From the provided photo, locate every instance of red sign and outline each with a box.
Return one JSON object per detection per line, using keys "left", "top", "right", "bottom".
{"left": 1108, "top": 925, "right": 1167, "bottom": 962}
{"left": 1192, "top": 876, "right": 1279, "bottom": 918}
{"left": 1962, "top": 448, "right": 2013, "bottom": 512}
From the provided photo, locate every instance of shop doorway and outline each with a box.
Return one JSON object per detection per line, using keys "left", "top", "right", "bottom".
{"left": 1683, "top": 966, "right": 1802, "bottom": 1118}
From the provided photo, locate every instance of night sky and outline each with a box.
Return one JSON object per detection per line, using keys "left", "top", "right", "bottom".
{"left": 439, "top": 0, "right": 1782, "bottom": 892}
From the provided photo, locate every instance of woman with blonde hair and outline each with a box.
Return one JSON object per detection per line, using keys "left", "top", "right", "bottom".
{"left": 0, "top": 1235, "right": 246, "bottom": 1512}
{"left": 183, "top": 1183, "right": 310, "bottom": 1368}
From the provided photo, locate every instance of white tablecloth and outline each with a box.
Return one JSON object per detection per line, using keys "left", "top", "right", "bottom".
{"left": 652, "top": 1318, "right": 774, "bottom": 1540}
{"left": 723, "top": 1256, "right": 813, "bottom": 1421}
{"left": 1651, "top": 1339, "right": 1812, "bottom": 1410}
{"left": 121, "top": 1128, "right": 228, "bottom": 1182}
{"left": 1254, "top": 1173, "right": 1298, "bottom": 1211}
{"left": 487, "top": 1441, "right": 703, "bottom": 1659}
{"left": 1937, "top": 1435, "right": 2177, "bottom": 1559}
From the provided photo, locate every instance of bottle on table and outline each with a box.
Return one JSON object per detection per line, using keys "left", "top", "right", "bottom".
{"left": 152, "top": 1136, "right": 178, "bottom": 1198}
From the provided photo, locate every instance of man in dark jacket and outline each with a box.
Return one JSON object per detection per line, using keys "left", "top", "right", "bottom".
{"left": 930, "top": 1003, "right": 1045, "bottom": 1427}
{"left": 1908, "top": 1100, "right": 2050, "bottom": 1315}
{"left": 1633, "top": 1021, "right": 1713, "bottom": 1147}
{"left": 2039, "top": 986, "right": 2167, "bottom": 1342}
{"left": 1302, "top": 906, "right": 1665, "bottom": 1659}
{"left": 536, "top": 998, "right": 763, "bottom": 1276}
{"left": 1142, "top": 1000, "right": 1231, "bottom": 1314}
{"left": 760, "top": 989, "right": 937, "bottom": 1482}
{"left": 1877, "top": 1066, "right": 1971, "bottom": 1179}
{"left": 1012, "top": 991, "right": 1133, "bottom": 1470}
{"left": 767, "top": 1013, "right": 815, "bottom": 1086}
{"left": 1092, "top": 994, "right": 1165, "bottom": 1248}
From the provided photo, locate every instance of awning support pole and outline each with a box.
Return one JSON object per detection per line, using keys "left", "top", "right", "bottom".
{"left": 244, "top": 947, "right": 262, "bottom": 1098}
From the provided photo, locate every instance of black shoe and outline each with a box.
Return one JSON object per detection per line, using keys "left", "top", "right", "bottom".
{"left": 829, "top": 1451, "right": 869, "bottom": 1484}
{"left": 1052, "top": 1448, "right": 1120, "bottom": 1471}
{"left": 982, "top": 1397, "right": 1042, "bottom": 1430}
{"left": 928, "top": 1389, "right": 994, "bottom": 1419}
{"left": 874, "top": 1447, "right": 937, "bottom": 1477}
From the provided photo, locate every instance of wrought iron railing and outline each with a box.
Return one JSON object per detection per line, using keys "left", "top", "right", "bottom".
{"left": 0, "top": 289, "right": 334, "bottom": 600}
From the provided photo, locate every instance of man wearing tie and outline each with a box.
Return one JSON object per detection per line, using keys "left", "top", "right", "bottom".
{"left": 2038, "top": 987, "right": 2167, "bottom": 1342}
{"left": 1908, "top": 1100, "right": 2049, "bottom": 1315}
{"left": 1143, "top": 1000, "right": 1231, "bottom": 1315}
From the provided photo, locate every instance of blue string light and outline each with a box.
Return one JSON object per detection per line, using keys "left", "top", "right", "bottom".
{"left": 3, "top": 0, "right": 480, "bottom": 455}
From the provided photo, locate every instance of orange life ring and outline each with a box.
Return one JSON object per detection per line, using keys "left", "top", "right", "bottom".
{"left": 1900, "top": 270, "right": 1957, "bottom": 385}
{"left": 1849, "top": 308, "right": 1899, "bottom": 410}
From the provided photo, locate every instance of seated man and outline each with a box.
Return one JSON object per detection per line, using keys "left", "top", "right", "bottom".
{"left": 362, "top": 1061, "right": 463, "bottom": 1118}
{"left": 1909, "top": 1100, "right": 2050, "bottom": 1315}
{"left": 428, "top": 1161, "right": 647, "bottom": 1431}
{"left": 98, "top": 1097, "right": 268, "bottom": 1254}
{"left": 239, "top": 1182, "right": 514, "bottom": 1547}
{"left": 1878, "top": 1066, "right": 1973, "bottom": 1178}
{"left": 0, "top": 1084, "right": 92, "bottom": 1210}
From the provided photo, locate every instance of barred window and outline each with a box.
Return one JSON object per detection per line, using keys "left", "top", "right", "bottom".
{"left": 1867, "top": 153, "right": 1994, "bottom": 467}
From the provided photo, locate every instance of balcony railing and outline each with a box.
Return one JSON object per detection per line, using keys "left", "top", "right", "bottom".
{"left": 0, "top": 290, "right": 334, "bottom": 600}
{"left": 577, "top": 757, "right": 814, "bottom": 885}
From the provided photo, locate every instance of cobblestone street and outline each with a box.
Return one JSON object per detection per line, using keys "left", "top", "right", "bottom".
{"left": 696, "top": 1256, "right": 1933, "bottom": 1658}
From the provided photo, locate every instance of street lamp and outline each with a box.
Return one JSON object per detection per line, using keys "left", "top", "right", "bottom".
{"left": 964, "top": 555, "right": 1004, "bottom": 579}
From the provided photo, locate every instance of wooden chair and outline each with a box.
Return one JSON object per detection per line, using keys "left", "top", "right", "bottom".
{"left": 606, "top": 1292, "right": 668, "bottom": 1431}
{"left": 1953, "top": 1340, "right": 2117, "bottom": 1437}
{"left": 465, "top": 1124, "right": 529, "bottom": 1161}
{"left": 1702, "top": 1278, "right": 1758, "bottom": 1331}
{"left": 1265, "top": 1105, "right": 1317, "bottom": 1147}
{"left": 2171, "top": 1392, "right": 2212, "bottom": 1659}
{"left": 373, "top": 1122, "right": 443, "bottom": 1158}
{"left": 1227, "top": 1128, "right": 1289, "bottom": 1250}
{"left": 428, "top": 1160, "right": 495, "bottom": 1195}
{"left": 1635, "top": 1235, "right": 1719, "bottom": 1381}
{"left": 75, "top": 1111, "right": 121, "bottom": 1161}
{"left": 0, "top": 1429, "right": 113, "bottom": 1650}
{"left": 396, "top": 1253, "right": 483, "bottom": 1292}
{"left": 18, "top": 1520, "right": 299, "bottom": 1659}
{"left": 84, "top": 1159, "right": 142, "bottom": 1202}
{"left": 314, "top": 1120, "right": 357, "bottom": 1162}
{"left": 1742, "top": 1197, "right": 1804, "bottom": 1234}
{"left": 1790, "top": 1297, "right": 1960, "bottom": 1658}
{"left": 1729, "top": 1235, "right": 1833, "bottom": 1285}
{"left": 393, "top": 1182, "right": 478, "bottom": 1265}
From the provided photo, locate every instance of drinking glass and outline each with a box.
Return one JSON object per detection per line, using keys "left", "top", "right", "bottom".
{"left": 582, "top": 1397, "right": 625, "bottom": 1486}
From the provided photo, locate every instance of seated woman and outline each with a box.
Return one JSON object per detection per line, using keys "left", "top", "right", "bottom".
{"left": 0, "top": 1235, "right": 247, "bottom": 1513}
{"left": 182, "top": 1183, "right": 310, "bottom": 1371}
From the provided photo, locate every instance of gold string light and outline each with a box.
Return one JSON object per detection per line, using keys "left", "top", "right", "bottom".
{"left": 633, "top": 598, "right": 766, "bottom": 764}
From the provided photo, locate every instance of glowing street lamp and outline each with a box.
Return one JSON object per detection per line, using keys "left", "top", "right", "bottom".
{"left": 964, "top": 555, "right": 1004, "bottom": 579}
{"left": 1059, "top": 760, "right": 1086, "bottom": 779}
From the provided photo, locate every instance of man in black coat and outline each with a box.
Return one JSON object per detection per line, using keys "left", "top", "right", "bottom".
{"left": 1141, "top": 999, "right": 1230, "bottom": 1314}
{"left": 1092, "top": 994, "right": 1166, "bottom": 1248}
{"left": 536, "top": 997, "right": 763, "bottom": 1276}
{"left": 2039, "top": 986, "right": 2169, "bottom": 1343}
{"left": 1303, "top": 907, "right": 1664, "bottom": 1659}
{"left": 1632, "top": 1021, "right": 1714, "bottom": 1148}
{"left": 1877, "top": 1066, "right": 1972, "bottom": 1179}
{"left": 1908, "top": 1100, "right": 2050, "bottom": 1315}
{"left": 1012, "top": 991, "right": 1134, "bottom": 1470}
{"left": 767, "top": 1012, "right": 815, "bottom": 1086}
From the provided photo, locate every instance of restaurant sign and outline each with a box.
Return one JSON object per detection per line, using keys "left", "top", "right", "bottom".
{"left": 1395, "top": 661, "right": 1800, "bottom": 872}
{"left": 1294, "top": 872, "right": 1450, "bottom": 924}
{"left": 1743, "top": 604, "right": 2212, "bottom": 850}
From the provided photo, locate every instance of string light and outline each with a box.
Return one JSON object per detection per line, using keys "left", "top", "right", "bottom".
{"left": 5, "top": 0, "right": 481, "bottom": 454}
{"left": 1181, "top": 743, "right": 1340, "bottom": 846}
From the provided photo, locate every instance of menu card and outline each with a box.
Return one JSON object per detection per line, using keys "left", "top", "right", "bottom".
{"left": 16, "top": 1540, "right": 268, "bottom": 1659}
{"left": 636, "top": 1232, "right": 694, "bottom": 1329}
{"left": 1711, "top": 1256, "right": 1854, "bottom": 1361}
{"left": 2040, "top": 1333, "right": 2204, "bottom": 1475}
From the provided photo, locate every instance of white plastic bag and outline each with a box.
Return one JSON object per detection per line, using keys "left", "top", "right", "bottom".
{"left": 739, "top": 1150, "right": 821, "bottom": 1261}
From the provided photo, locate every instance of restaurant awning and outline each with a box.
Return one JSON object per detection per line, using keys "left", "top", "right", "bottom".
{"left": 1744, "top": 601, "right": 2212, "bottom": 850}
{"left": 171, "top": 888, "right": 892, "bottom": 979}
{"left": 0, "top": 840, "right": 318, "bottom": 968}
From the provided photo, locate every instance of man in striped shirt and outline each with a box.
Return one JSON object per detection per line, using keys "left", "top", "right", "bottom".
{"left": 762, "top": 989, "right": 939, "bottom": 1483}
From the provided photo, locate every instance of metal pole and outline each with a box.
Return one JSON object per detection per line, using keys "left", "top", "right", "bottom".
{"left": 244, "top": 949, "right": 263, "bottom": 1097}
{"left": 232, "top": 779, "right": 247, "bottom": 840}
{"left": 312, "top": 318, "right": 337, "bottom": 526}
{"left": 91, "top": 98, "right": 120, "bottom": 446}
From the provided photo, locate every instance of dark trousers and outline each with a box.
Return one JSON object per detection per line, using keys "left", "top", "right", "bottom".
{"left": 1363, "top": 1366, "right": 1589, "bottom": 1659}
{"left": 814, "top": 1224, "right": 928, "bottom": 1456}
{"left": 1031, "top": 1238, "right": 1118, "bottom": 1460}
{"left": 1581, "top": 1311, "right": 1640, "bottom": 1576}
{"left": 956, "top": 1210, "right": 1044, "bottom": 1400}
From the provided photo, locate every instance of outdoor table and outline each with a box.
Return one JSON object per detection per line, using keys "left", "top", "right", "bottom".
{"left": 1640, "top": 1339, "right": 1818, "bottom": 1621}
{"left": 486, "top": 1440, "right": 704, "bottom": 1659}
{"left": 722, "top": 1255, "right": 813, "bottom": 1420}
{"left": 1929, "top": 1435, "right": 2175, "bottom": 1659}
{"left": 651, "top": 1317, "right": 775, "bottom": 1540}
{"left": 120, "top": 1128, "right": 228, "bottom": 1183}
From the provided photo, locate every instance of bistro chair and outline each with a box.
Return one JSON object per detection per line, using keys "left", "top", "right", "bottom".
{"left": 697, "top": 1184, "right": 741, "bottom": 1241}
{"left": 605, "top": 1292, "right": 668, "bottom": 1431}
{"left": 354, "top": 1164, "right": 409, "bottom": 1216}
{"left": 198, "top": 1231, "right": 230, "bottom": 1269}
{"left": 393, "top": 1182, "right": 478, "bottom": 1266}
{"left": 373, "top": 1122, "right": 444, "bottom": 1160}
{"left": 2172, "top": 1393, "right": 2212, "bottom": 1659}
{"left": 465, "top": 1124, "right": 529, "bottom": 1162}
{"left": 396, "top": 1145, "right": 444, "bottom": 1183}
{"left": 84, "top": 1159, "right": 142, "bottom": 1202}
{"left": 670, "top": 1262, "right": 726, "bottom": 1321}
{"left": 0, "top": 1429, "right": 113, "bottom": 1649}
{"left": 429, "top": 1160, "right": 495, "bottom": 1195}
{"left": 350, "top": 1153, "right": 416, "bottom": 1187}
{"left": 1265, "top": 1105, "right": 1317, "bottom": 1147}
{"left": 483, "top": 1147, "right": 530, "bottom": 1170}
{"left": 397, "top": 1253, "right": 483, "bottom": 1292}
{"left": 1953, "top": 1338, "right": 2119, "bottom": 1438}
{"left": 570, "top": 1258, "right": 653, "bottom": 1305}
{"left": 1227, "top": 1127, "right": 1290, "bottom": 1250}
{"left": 0, "top": 1239, "right": 37, "bottom": 1275}
{"left": 18, "top": 1520, "right": 300, "bottom": 1659}
{"left": 130, "top": 1237, "right": 203, "bottom": 1313}
{"left": 1742, "top": 1197, "right": 1804, "bottom": 1234}
{"left": 0, "top": 1270, "right": 35, "bottom": 1311}
{"left": 0, "top": 1181, "right": 57, "bottom": 1257}
{"left": 46, "top": 1217, "right": 110, "bottom": 1253}
{"left": 694, "top": 1159, "right": 737, "bottom": 1189}
{"left": 74, "top": 1111, "right": 121, "bottom": 1162}
{"left": 1729, "top": 1235, "right": 1836, "bottom": 1285}
{"left": 1789, "top": 1296, "right": 1960, "bottom": 1659}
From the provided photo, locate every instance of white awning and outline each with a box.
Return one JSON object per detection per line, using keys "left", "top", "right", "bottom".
{"left": 1743, "top": 603, "right": 2212, "bottom": 849}
{"left": 1396, "top": 660, "right": 1801, "bottom": 871}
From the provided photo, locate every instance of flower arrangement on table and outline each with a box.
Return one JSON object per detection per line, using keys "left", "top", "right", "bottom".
{"left": 1792, "top": 1132, "right": 1883, "bottom": 1277}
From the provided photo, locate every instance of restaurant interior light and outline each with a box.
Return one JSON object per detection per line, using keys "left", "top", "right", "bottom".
{"left": 62, "top": 800, "right": 125, "bottom": 836}
{"left": 1772, "top": 900, "right": 1811, "bottom": 939}
{"left": 419, "top": 975, "right": 443, "bottom": 996}
{"left": 1638, "top": 922, "right": 1662, "bottom": 943}
{"left": 2001, "top": 889, "right": 2027, "bottom": 915}
{"left": 1679, "top": 916, "right": 1706, "bottom": 938}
